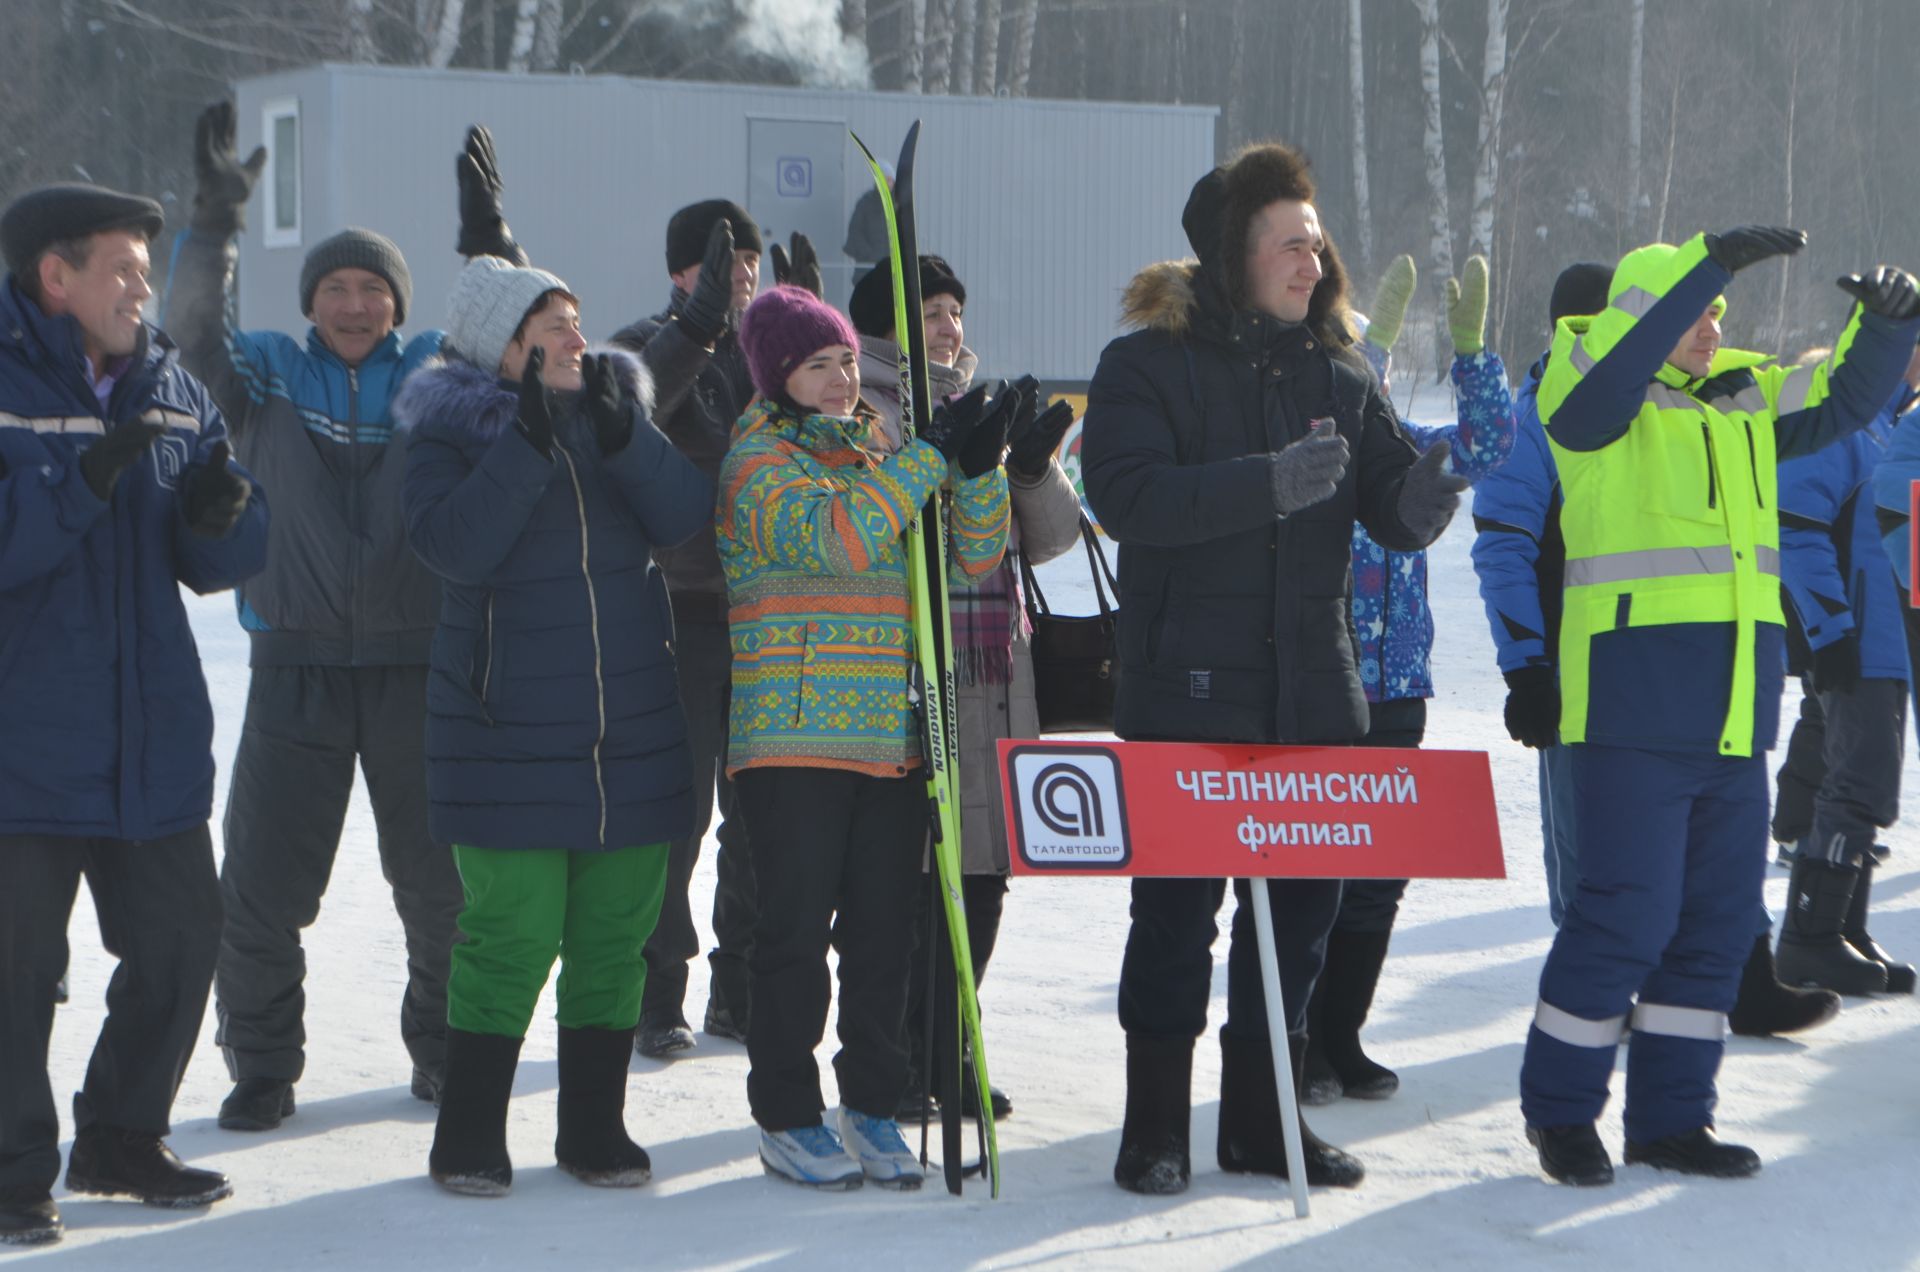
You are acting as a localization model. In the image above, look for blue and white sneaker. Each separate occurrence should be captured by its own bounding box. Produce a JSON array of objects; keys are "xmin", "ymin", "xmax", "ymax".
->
[
  {"xmin": 836, "ymin": 1106, "xmax": 925, "ymax": 1191},
  {"xmin": 758, "ymin": 1124, "xmax": 864, "ymax": 1190}
]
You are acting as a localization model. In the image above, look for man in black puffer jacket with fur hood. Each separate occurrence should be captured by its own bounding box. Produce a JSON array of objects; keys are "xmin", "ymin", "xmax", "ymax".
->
[{"xmin": 1082, "ymin": 141, "xmax": 1468, "ymax": 1196}]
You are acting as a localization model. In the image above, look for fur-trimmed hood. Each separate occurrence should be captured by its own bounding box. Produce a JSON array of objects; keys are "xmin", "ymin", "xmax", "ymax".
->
[
  {"xmin": 1120, "ymin": 257, "xmax": 1356, "ymax": 352},
  {"xmin": 392, "ymin": 344, "xmax": 654, "ymax": 444}
]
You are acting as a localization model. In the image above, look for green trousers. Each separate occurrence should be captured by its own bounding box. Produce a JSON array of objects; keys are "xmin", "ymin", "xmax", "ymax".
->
[{"xmin": 447, "ymin": 842, "xmax": 670, "ymax": 1038}]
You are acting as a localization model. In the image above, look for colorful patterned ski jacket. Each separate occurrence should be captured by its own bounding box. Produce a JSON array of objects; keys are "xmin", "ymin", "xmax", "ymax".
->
[{"xmin": 717, "ymin": 399, "xmax": 1009, "ymax": 777}]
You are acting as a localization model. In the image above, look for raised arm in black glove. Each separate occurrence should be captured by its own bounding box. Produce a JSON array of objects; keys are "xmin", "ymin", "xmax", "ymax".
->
[
  {"xmin": 182, "ymin": 441, "xmax": 253, "ymax": 538},
  {"xmin": 678, "ymin": 219, "xmax": 737, "ymax": 347},
  {"xmin": 581, "ymin": 353, "xmax": 634, "ymax": 457},
  {"xmin": 191, "ymin": 101, "xmax": 267, "ymax": 238},
  {"xmin": 1007, "ymin": 389, "xmax": 1076, "ymax": 479},
  {"xmin": 1837, "ymin": 266, "xmax": 1920, "ymax": 321},
  {"xmin": 917, "ymin": 383, "xmax": 989, "ymax": 465},
  {"xmin": 515, "ymin": 347, "xmax": 555, "ymax": 459},
  {"xmin": 80, "ymin": 422, "xmax": 165, "ymax": 502},
  {"xmin": 1502, "ymin": 665, "xmax": 1561, "ymax": 749},
  {"xmin": 1703, "ymin": 225, "xmax": 1806, "ymax": 275},
  {"xmin": 769, "ymin": 232, "xmax": 823, "ymax": 299},
  {"xmin": 456, "ymin": 125, "xmax": 527, "ymax": 265},
  {"xmin": 955, "ymin": 386, "xmax": 1019, "ymax": 480}
]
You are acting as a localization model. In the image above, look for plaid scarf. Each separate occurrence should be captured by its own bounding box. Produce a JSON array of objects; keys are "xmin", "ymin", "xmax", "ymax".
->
[{"xmin": 950, "ymin": 521, "xmax": 1026, "ymax": 686}]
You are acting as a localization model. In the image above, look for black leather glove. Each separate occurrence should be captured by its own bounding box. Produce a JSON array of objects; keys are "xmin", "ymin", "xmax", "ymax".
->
[
  {"xmin": 1502, "ymin": 665, "xmax": 1560, "ymax": 750},
  {"xmin": 455, "ymin": 125, "xmax": 527, "ymax": 265},
  {"xmin": 515, "ymin": 347, "xmax": 555, "ymax": 459},
  {"xmin": 1703, "ymin": 225, "xmax": 1806, "ymax": 275},
  {"xmin": 1007, "ymin": 395, "xmax": 1075, "ymax": 478},
  {"xmin": 918, "ymin": 383, "xmax": 989, "ymax": 464},
  {"xmin": 1837, "ymin": 266, "xmax": 1920, "ymax": 321},
  {"xmin": 770, "ymin": 232, "xmax": 823, "ymax": 298},
  {"xmin": 679, "ymin": 218, "xmax": 736, "ymax": 346},
  {"xmin": 1810, "ymin": 635, "xmax": 1862, "ymax": 695},
  {"xmin": 79, "ymin": 422, "xmax": 165, "ymax": 502},
  {"xmin": 581, "ymin": 353, "xmax": 633, "ymax": 457},
  {"xmin": 955, "ymin": 384, "xmax": 1020, "ymax": 480},
  {"xmin": 190, "ymin": 101, "xmax": 267, "ymax": 238},
  {"xmin": 182, "ymin": 441, "xmax": 253, "ymax": 538}
]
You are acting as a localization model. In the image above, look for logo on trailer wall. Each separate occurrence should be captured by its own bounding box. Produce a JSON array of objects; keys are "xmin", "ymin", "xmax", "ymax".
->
[
  {"xmin": 1007, "ymin": 744, "xmax": 1130, "ymax": 869},
  {"xmin": 776, "ymin": 157, "xmax": 813, "ymax": 198}
]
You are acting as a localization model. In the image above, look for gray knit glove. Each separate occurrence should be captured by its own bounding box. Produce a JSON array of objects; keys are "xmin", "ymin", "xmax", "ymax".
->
[
  {"xmin": 1397, "ymin": 441, "xmax": 1470, "ymax": 542},
  {"xmin": 1269, "ymin": 419, "xmax": 1349, "ymax": 516}
]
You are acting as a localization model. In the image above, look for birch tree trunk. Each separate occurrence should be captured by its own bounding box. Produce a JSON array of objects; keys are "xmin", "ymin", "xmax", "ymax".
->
[
  {"xmin": 952, "ymin": 0, "xmax": 977, "ymax": 96},
  {"xmin": 348, "ymin": 0, "xmax": 378, "ymax": 62},
  {"xmin": 427, "ymin": 0, "xmax": 465, "ymax": 68},
  {"xmin": 901, "ymin": 0, "xmax": 925, "ymax": 93},
  {"xmin": 1773, "ymin": 59, "xmax": 1798, "ymax": 349},
  {"xmin": 975, "ymin": 0, "xmax": 1000, "ymax": 95},
  {"xmin": 1006, "ymin": 0, "xmax": 1036, "ymax": 97},
  {"xmin": 1625, "ymin": 0, "xmax": 1645, "ymax": 235},
  {"xmin": 1416, "ymin": 0, "xmax": 1456, "ymax": 283},
  {"xmin": 843, "ymin": 0, "xmax": 867, "ymax": 47},
  {"xmin": 532, "ymin": 0, "xmax": 562, "ymax": 71},
  {"xmin": 507, "ymin": 0, "xmax": 537, "ymax": 72},
  {"xmin": 1223, "ymin": 0, "xmax": 1248, "ymax": 151},
  {"xmin": 1347, "ymin": 0, "xmax": 1372, "ymax": 273},
  {"xmin": 1466, "ymin": 0, "xmax": 1508, "ymax": 259},
  {"xmin": 925, "ymin": 0, "xmax": 952, "ymax": 94}
]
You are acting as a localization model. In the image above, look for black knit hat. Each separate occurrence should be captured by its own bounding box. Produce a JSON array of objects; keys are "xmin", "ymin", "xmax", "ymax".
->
[
  {"xmin": 847, "ymin": 255, "xmax": 966, "ymax": 340},
  {"xmin": 300, "ymin": 228, "xmax": 412, "ymax": 326},
  {"xmin": 1549, "ymin": 261, "xmax": 1613, "ymax": 333},
  {"xmin": 666, "ymin": 199, "xmax": 764, "ymax": 274},
  {"xmin": 1, "ymin": 183, "xmax": 164, "ymax": 277}
]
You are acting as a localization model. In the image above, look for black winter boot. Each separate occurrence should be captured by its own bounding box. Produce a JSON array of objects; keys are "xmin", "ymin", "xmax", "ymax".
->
[
  {"xmin": 1844, "ymin": 860, "xmax": 1916, "ymax": 994},
  {"xmin": 66, "ymin": 1127, "xmax": 232, "ymax": 1207},
  {"xmin": 1525, "ymin": 1123, "xmax": 1614, "ymax": 1186},
  {"xmin": 218, "ymin": 1077, "xmax": 295, "ymax": 1131},
  {"xmin": 555, "ymin": 1026, "xmax": 653, "ymax": 1187},
  {"xmin": 0, "ymin": 1194, "xmax": 60, "ymax": 1246},
  {"xmin": 1301, "ymin": 975, "xmax": 1344, "ymax": 1106},
  {"xmin": 1778, "ymin": 859, "xmax": 1888, "ymax": 995},
  {"xmin": 428, "ymin": 1028, "xmax": 523, "ymax": 1197},
  {"xmin": 1307, "ymin": 927, "xmax": 1399, "ymax": 1101},
  {"xmin": 1112, "ymin": 1034, "xmax": 1193, "ymax": 1195},
  {"xmin": 1728, "ymin": 933, "xmax": 1841, "ymax": 1036},
  {"xmin": 1623, "ymin": 1126, "xmax": 1761, "ymax": 1178},
  {"xmin": 1216, "ymin": 1031, "xmax": 1364, "ymax": 1188}
]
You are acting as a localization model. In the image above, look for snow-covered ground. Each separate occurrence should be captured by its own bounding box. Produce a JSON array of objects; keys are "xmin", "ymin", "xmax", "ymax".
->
[{"xmin": 28, "ymin": 402, "xmax": 1920, "ymax": 1268}]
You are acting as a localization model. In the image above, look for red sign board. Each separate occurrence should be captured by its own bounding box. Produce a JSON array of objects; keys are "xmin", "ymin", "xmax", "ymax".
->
[{"xmin": 998, "ymin": 739, "xmax": 1505, "ymax": 879}]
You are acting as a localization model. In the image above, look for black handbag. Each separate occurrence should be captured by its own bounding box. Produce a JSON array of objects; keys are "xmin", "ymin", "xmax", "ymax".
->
[{"xmin": 1018, "ymin": 515, "xmax": 1120, "ymax": 734}]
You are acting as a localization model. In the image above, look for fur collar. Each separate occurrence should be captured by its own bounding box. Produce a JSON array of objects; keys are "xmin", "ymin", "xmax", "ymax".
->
[
  {"xmin": 1121, "ymin": 258, "xmax": 1356, "ymax": 351},
  {"xmin": 393, "ymin": 345, "xmax": 653, "ymax": 443}
]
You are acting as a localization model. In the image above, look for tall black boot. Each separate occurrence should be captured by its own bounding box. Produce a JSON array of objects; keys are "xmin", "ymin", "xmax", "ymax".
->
[
  {"xmin": 1112, "ymin": 1034, "xmax": 1193, "ymax": 1195},
  {"xmin": 1310, "ymin": 927, "xmax": 1399, "ymax": 1101},
  {"xmin": 1844, "ymin": 859, "xmax": 1916, "ymax": 994},
  {"xmin": 428, "ymin": 1028, "xmax": 523, "ymax": 1197},
  {"xmin": 555, "ymin": 1026, "xmax": 653, "ymax": 1186},
  {"xmin": 1300, "ymin": 972, "xmax": 1344, "ymax": 1106},
  {"xmin": 1728, "ymin": 933, "xmax": 1841, "ymax": 1036},
  {"xmin": 1216, "ymin": 1031, "xmax": 1364, "ymax": 1188},
  {"xmin": 1777, "ymin": 858, "xmax": 1888, "ymax": 995}
]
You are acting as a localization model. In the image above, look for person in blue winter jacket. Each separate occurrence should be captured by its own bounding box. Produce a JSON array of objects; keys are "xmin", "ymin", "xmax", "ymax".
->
[
  {"xmin": 1471, "ymin": 262, "xmax": 1839, "ymax": 1041},
  {"xmin": 1868, "ymin": 366, "xmax": 1920, "ymax": 728},
  {"xmin": 1301, "ymin": 252, "xmax": 1517, "ymax": 1107},
  {"xmin": 0, "ymin": 183, "xmax": 269, "ymax": 1248},
  {"xmin": 1770, "ymin": 352, "xmax": 1920, "ymax": 996}
]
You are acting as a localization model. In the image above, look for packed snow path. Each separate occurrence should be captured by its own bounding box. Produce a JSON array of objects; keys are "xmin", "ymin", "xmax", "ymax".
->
[{"xmin": 31, "ymin": 483, "xmax": 1920, "ymax": 1269}]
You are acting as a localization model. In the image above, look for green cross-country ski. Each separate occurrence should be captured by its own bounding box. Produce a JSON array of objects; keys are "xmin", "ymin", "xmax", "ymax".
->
[{"xmin": 851, "ymin": 121, "xmax": 1001, "ymax": 1198}]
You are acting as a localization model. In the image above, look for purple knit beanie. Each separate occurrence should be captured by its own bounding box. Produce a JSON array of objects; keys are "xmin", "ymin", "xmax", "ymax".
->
[{"xmin": 739, "ymin": 285, "xmax": 860, "ymax": 400}]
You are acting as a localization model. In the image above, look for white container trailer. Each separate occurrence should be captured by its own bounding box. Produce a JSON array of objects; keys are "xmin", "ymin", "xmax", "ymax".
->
[{"xmin": 222, "ymin": 64, "xmax": 1216, "ymax": 385}]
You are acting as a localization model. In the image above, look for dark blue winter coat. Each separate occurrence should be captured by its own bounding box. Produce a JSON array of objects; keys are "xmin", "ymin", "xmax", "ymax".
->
[
  {"xmin": 1471, "ymin": 359, "xmax": 1564, "ymax": 674},
  {"xmin": 1871, "ymin": 386, "xmax": 1920, "ymax": 593},
  {"xmin": 1778, "ymin": 390, "xmax": 1909, "ymax": 682},
  {"xmin": 395, "ymin": 350, "xmax": 713, "ymax": 852},
  {"xmin": 0, "ymin": 277, "xmax": 269, "ymax": 840}
]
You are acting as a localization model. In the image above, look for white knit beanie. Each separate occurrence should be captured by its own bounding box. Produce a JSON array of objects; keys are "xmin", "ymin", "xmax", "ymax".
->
[{"xmin": 443, "ymin": 255, "xmax": 571, "ymax": 374}]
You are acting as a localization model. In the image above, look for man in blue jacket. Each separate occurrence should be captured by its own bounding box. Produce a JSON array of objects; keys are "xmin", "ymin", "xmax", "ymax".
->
[
  {"xmin": 166, "ymin": 107, "xmax": 515, "ymax": 1129},
  {"xmin": 1770, "ymin": 356, "xmax": 1920, "ymax": 995},
  {"xmin": 0, "ymin": 183, "xmax": 269, "ymax": 1247}
]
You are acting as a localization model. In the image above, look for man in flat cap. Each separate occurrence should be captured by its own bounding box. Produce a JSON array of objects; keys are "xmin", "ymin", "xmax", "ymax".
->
[
  {"xmin": 0, "ymin": 180, "xmax": 269, "ymax": 1247},
  {"xmin": 165, "ymin": 107, "xmax": 520, "ymax": 1131}
]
